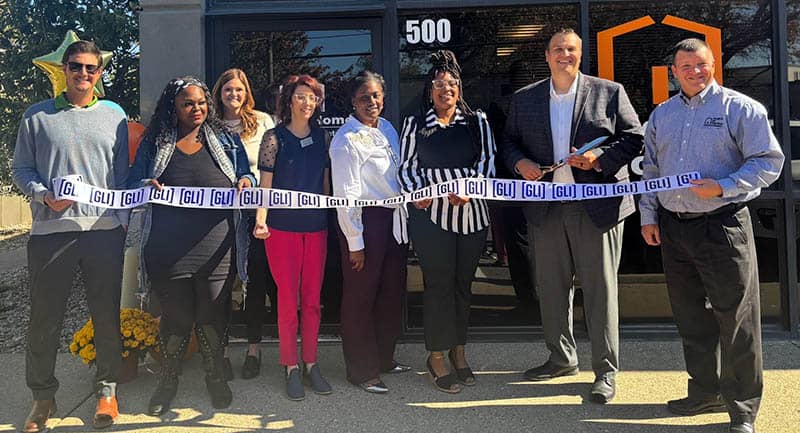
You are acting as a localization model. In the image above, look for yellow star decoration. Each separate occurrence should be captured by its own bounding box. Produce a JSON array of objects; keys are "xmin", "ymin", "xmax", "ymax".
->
[{"xmin": 32, "ymin": 30, "xmax": 113, "ymax": 97}]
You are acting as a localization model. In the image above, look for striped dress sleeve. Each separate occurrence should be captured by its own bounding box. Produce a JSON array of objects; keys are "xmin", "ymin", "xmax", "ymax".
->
[
  {"xmin": 474, "ymin": 110, "xmax": 496, "ymax": 179},
  {"xmin": 398, "ymin": 116, "xmax": 426, "ymax": 193}
]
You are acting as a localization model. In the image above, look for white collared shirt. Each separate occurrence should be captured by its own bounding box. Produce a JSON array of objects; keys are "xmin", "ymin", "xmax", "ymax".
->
[
  {"xmin": 549, "ymin": 74, "xmax": 579, "ymax": 184},
  {"xmin": 330, "ymin": 115, "xmax": 404, "ymax": 251}
]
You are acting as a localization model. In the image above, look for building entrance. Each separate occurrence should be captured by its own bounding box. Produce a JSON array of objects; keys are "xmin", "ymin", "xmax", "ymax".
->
[
  {"xmin": 212, "ymin": 16, "xmax": 382, "ymax": 336},
  {"xmin": 209, "ymin": 4, "xmax": 785, "ymax": 339}
]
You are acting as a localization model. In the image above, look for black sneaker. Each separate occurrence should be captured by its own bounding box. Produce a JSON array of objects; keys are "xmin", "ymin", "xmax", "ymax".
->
[
  {"xmin": 241, "ymin": 350, "xmax": 261, "ymax": 380},
  {"xmin": 304, "ymin": 364, "xmax": 333, "ymax": 395},
  {"xmin": 523, "ymin": 361, "xmax": 579, "ymax": 381},
  {"xmin": 286, "ymin": 367, "xmax": 305, "ymax": 401}
]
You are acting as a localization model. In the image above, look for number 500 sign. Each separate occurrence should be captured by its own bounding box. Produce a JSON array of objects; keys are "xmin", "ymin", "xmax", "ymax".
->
[{"xmin": 405, "ymin": 18, "xmax": 451, "ymax": 44}]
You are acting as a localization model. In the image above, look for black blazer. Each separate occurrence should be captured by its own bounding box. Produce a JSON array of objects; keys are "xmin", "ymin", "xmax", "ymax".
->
[{"xmin": 501, "ymin": 73, "xmax": 644, "ymax": 230}]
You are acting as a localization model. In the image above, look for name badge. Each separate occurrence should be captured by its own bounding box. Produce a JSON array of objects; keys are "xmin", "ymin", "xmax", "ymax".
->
[{"xmin": 300, "ymin": 137, "xmax": 314, "ymax": 148}]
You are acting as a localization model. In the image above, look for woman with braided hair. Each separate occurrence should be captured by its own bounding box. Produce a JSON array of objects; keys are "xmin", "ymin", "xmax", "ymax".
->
[
  {"xmin": 398, "ymin": 50, "xmax": 496, "ymax": 393},
  {"xmin": 128, "ymin": 76, "xmax": 256, "ymax": 415}
]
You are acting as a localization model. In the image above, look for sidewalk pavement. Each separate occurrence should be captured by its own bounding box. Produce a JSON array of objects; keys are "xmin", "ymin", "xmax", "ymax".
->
[{"xmin": 1, "ymin": 340, "xmax": 798, "ymax": 433}]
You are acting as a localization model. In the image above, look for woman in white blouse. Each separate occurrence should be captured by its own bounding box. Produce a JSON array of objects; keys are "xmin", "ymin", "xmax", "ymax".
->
[{"xmin": 330, "ymin": 70, "xmax": 411, "ymax": 394}]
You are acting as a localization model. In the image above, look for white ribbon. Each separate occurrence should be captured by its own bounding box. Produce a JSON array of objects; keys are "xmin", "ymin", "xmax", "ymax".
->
[{"xmin": 52, "ymin": 172, "xmax": 701, "ymax": 210}]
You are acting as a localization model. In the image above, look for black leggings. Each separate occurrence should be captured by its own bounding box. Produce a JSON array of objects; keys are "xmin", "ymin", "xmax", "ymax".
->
[
  {"xmin": 244, "ymin": 215, "xmax": 278, "ymax": 343},
  {"xmin": 153, "ymin": 273, "xmax": 235, "ymax": 340}
]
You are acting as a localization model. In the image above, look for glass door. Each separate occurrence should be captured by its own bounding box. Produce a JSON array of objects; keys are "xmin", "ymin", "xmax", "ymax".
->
[{"xmin": 213, "ymin": 17, "xmax": 382, "ymax": 336}]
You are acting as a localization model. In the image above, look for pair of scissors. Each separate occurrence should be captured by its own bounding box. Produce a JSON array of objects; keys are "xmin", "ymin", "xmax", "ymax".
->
[{"xmin": 539, "ymin": 136, "xmax": 609, "ymax": 175}]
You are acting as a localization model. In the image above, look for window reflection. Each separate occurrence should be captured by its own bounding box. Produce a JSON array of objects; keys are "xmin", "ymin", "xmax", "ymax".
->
[
  {"xmin": 399, "ymin": 6, "xmax": 578, "ymax": 121},
  {"xmin": 229, "ymin": 30, "xmax": 372, "ymax": 130},
  {"xmin": 589, "ymin": 1, "xmax": 774, "ymax": 121},
  {"xmin": 788, "ymin": 0, "xmax": 800, "ymax": 180}
]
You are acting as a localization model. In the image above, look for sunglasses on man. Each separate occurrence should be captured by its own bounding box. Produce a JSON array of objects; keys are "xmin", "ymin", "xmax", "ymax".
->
[{"xmin": 66, "ymin": 62, "xmax": 101, "ymax": 75}]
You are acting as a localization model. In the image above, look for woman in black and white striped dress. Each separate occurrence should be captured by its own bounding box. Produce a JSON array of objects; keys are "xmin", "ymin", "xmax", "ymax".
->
[{"xmin": 398, "ymin": 50, "xmax": 495, "ymax": 394}]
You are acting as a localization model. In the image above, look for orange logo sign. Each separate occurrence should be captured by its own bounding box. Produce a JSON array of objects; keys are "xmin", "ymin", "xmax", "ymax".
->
[{"xmin": 597, "ymin": 15, "xmax": 722, "ymax": 105}]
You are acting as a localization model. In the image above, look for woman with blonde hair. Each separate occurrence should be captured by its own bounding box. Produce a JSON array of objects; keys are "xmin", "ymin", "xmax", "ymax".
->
[{"xmin": 211, "ymin": 68, "xmax": 277, "ymax": 380}]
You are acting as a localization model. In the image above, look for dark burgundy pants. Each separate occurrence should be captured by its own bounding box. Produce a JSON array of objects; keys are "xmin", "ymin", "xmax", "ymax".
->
[{"xmin": 338, "ymin": 207, "xmax": 408, "ymax": 385}]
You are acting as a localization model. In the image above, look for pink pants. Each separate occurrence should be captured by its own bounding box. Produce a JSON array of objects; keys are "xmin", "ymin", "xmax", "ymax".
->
[{"xmin": 265, "ymin": 228, "xmax": 328, "ymax": 366}]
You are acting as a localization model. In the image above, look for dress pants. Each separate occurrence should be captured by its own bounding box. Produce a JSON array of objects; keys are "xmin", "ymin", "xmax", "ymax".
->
[
  {"xmin": 26, "ymin": 227, "xmax": 125, "ymax": 400},
  {"xmin": 528, "ymin": 202, "xmax": 622, "ymax": 375},
  {"xmin": 408, "ymin": 206, "xmax": 486, "ymax": 351},
  {"xmin": 503, "ymin": 206, "xmax": 535, "ymax": 303},
  {"xmin": 659, "ymin": 206, "xmax": 763, "ymax": 424},
  {"xmin": 338, "ymin": 207, "xmax": 408, "ymax": 384},
  {"xmin": 488, "ymin": 207, "xmax": 507, "ymax": 263},
  {"xmin": 265, "ymin": 228, "xmax": 327, "ymax": 366}
]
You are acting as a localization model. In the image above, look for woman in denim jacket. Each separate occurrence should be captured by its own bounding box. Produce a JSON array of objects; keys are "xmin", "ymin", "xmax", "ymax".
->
[{"xmin": 128, "ymin": 76, "xmax": 255, "ymax": 416}]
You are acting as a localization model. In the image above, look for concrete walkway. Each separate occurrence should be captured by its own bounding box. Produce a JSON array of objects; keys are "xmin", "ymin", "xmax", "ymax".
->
[
  {"xmin": 1, "ymin": 340, "xmax": 798, "ymax": 433},
  {"xmin": 0, "ymin": 246, "xmax": 26, "ymax": 274}
]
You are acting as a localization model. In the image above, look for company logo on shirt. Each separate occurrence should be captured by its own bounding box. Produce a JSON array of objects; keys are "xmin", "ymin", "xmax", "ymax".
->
[
  {"xmin": 703, "ymin": 117, "xmax": 724, "ymax": 128},
  {"xmin": 418, "ymin": 127, "xmax": 437, "ymax": 138}
]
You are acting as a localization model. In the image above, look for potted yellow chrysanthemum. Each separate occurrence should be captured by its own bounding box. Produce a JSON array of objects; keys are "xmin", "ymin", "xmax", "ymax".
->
[{"xmin": 70, "ymin": 308, "xmax": 160, "ymax": 382}]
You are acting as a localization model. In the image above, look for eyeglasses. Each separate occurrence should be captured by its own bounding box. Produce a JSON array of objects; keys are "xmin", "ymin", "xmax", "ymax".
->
[
  {"xmin": 293, "ymin": 94, "xmax": 322, "ymax": 104},
  {"xmin": 66, "ymin": 62, "xmax": 101, "ymax": 75},
  {"xmin": 432, "ymin": 79, "xmax": 460, "ymax": 90}
]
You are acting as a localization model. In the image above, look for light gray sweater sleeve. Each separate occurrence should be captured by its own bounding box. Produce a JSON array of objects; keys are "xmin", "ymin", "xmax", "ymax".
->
[
  {"xmin": 12, "ymin": 112, "xmax": 48, "ymax": 204},
  {"xmin": 114, "ymin": 117, "xmax": 131, "ymax": 226}
]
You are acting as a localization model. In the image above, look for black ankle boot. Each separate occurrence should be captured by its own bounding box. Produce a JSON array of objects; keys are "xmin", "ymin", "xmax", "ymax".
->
[
  {"xmin": 148, "ymin": 334, "xmax": 189, "ymax": 416},
  {"xmin": 195, "ymin": 325, "xmax": 233, "ymax": 409}
]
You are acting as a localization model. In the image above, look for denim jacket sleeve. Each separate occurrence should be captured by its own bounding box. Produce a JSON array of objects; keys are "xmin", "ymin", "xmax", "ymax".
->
[
  {"xmin": 231, "ymin": 134, "xmax": 257, "ymax": 186},
  {"xmin": 127, "ymin": 139, "xmax": 154, "ymax": 189}
]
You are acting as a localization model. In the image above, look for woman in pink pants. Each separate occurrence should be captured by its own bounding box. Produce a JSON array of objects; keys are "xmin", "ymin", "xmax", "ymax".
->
[{"xmin": 253, "ymin": 74, "xmax": 332, "ymax": 401}]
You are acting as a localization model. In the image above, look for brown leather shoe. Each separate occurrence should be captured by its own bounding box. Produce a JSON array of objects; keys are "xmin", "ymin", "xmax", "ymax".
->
[
  {"xmin": 92, "ymin": 395, "xmax": 119, "ymax": 429},
  {"xmin": 22, "ymin": 399, "xmax": 56, "ymax": 433}
]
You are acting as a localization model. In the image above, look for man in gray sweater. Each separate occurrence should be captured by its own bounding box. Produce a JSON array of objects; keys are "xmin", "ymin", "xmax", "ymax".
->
[{"xmin": 12, "ymin": 40, "xmax": 129, "ymax": 432}]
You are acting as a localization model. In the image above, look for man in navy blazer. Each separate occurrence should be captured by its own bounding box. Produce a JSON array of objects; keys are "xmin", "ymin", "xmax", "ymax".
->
[{"xmin": 501, "ymin": 28, "xmax": 643, "ymax": 403}]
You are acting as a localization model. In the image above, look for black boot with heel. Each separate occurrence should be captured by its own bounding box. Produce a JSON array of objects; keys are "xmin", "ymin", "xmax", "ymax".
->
[
  {"xmin": 148, "ymin": 334, "xmax": 190, "ymax": 416},
  {"xmin": 195, "ymin": 325, "xmax": 233, "ymax": 409}
]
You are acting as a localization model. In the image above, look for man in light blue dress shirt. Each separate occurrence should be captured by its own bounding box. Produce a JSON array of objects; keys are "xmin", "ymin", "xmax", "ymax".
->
[{"xmin": 640, "ymin": 38, "xmax": 784, "ymax": 433}]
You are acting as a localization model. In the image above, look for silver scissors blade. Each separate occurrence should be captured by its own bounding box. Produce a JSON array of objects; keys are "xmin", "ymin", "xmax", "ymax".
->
[{"xmin": 539, "ymin": 136, "xmax": 609, "ymax": 174}]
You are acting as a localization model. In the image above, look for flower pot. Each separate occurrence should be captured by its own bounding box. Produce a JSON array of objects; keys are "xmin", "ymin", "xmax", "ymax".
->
[{"xmin": 119, "ymin": 354, "xmax": 139, "ymax": 384}]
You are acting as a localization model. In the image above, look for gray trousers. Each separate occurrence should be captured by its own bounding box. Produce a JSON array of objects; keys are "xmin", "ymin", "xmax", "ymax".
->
[
  {"xmin": 659, "ymin": 206, "xmax": 762, "ymax": 424},
  {"xmin": 26, "ymin": 227, "xmax": 125, "ymax": 400},
  {"xmin": 527, "ymin": 202, "xmax": 622, "ymax": 376}
]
